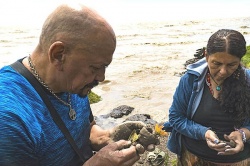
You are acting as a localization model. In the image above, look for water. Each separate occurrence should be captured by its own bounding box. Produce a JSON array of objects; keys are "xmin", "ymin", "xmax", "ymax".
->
[{"xmin": 0, "ymin": 16, "xmax": 250, "ymax": 68}]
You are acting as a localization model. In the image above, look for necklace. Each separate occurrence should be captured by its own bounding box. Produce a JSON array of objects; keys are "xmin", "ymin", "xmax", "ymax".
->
[
  {"xmin": 207, "ymin": 73, "xmax": 221, "ymax": 91},
  {"xmin": 28, "ymin": 56, "xmax": 76, "ymax": 120},
  {"xmin": 206, "ymin": 73, "xmax": 214, "ymax": 95}
]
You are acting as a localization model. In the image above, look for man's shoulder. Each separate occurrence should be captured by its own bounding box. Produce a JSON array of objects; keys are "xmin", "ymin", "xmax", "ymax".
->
[{"xmin": 0, "ymin": 66, "xmax": 40, "ymax": 117}]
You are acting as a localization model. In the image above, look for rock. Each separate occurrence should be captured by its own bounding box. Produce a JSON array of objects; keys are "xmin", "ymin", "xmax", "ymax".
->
[
  {"xmin": 95, "ymin": 106, "xmax": 158, "ymax": 129},
  {"xmin": 177, "ymin": 47, "xmax": 205, "ymax": 76},
  {"xmin": 110, "ymin": 105, "xmax": 134, "ymax": 118},
  {"xmin": 94, "ymin": 115, "xmax": 122, "ymax": 129},
  {"xmin": 125, "ymin": 114, "xmax": 158, "ymax": 125},
  {"xmin": 184, "ymin": 58, "xmax": 201, "ymax": 68}
]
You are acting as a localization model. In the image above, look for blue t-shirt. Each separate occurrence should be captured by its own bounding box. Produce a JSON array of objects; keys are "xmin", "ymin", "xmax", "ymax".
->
[{"xmin": 0, "ymin": 65, "xmax": 93, "ymax": 166}]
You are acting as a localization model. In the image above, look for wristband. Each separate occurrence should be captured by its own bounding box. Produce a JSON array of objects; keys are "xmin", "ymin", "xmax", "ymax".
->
[{"xmin": 235, "ymin": 128, "xmax": 247, "ymax": 143}]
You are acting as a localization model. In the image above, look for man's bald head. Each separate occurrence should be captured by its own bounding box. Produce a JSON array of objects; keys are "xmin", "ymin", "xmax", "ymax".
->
[{"xmin": 38, "ymin": 4, "xmax": 116, "ymax": 54}]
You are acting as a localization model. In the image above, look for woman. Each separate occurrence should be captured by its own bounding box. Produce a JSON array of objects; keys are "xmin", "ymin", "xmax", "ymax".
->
[{"xmin": 164, "ymin": 29, "xmax": 250, "ymax": 165}]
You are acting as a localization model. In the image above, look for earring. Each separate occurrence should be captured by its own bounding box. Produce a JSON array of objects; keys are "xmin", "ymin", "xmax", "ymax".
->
[{"xmin": 233, "ymin": 68, "xmax": 240, "ymax": 80}]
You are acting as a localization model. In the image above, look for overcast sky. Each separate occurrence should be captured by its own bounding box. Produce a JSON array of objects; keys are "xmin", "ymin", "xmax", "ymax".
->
[{"xmin": 0, "ymin": 0, "xmax": 249, "ymax": 27}]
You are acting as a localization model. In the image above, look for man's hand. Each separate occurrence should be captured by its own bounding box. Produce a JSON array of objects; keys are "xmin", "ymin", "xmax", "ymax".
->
[
  {"xmin": 83, "ymin": 140, "xmax": 140, "ymax": 166},
  {"xmin": 109, "ymin": 121, "xmax": 160, "ymax": 152}
]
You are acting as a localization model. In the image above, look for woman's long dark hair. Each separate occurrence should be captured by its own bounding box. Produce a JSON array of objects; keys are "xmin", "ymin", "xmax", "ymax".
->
[{"xmin": 206, "ymin": 29, "xmax": 250, "ymax": 127}]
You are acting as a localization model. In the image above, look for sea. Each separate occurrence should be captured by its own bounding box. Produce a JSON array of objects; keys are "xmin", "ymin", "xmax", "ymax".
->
[{"xmin": 1, "ymin": 18, "xmax": 250, "ymax": 67}]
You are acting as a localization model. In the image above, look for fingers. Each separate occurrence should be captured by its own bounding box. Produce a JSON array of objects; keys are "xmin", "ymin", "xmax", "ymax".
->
[
  {"xmin": 115, "ymin": 140, "xmax": 145, "ymax": 155},
  {"xmin": 108, "ymin": 140, "xmax": 139, "ymax": 157},
  {"xmin": 135, "ymin": 144, "xmax": 145, "ymax": 154},
  {"xmin": 206, "ymin": 139, "xmax": 227, "ymax": 152},
  {"xmin": 91, "ymin": 140, "xmax": 140, "ymax": 166},
  {"xmin": 120, "ymin": 147, "xmax": 140, "ymax": 166},
  {"xmin": 206, "ymin": 138, "xmax": 244, "ymax": 155},
  {"xmin": 205, "ymin": 130, "xmax": 245, "ymax": 156},
  {"xmin": 223, "ymin": 133, "xmax": 244, "ymax": 153},
  {"xmin": 217, "ymin": 142, "xmax": 243, "ymax": 156},
  {"xmin": 114, "ymin": 140, "xmax": 132, "ymax": 150},
  {"xmin": 205, "ymin": 130, "xmax": 219, "ymax": 143},
  {"xmin": 205, "ymin": 130, "xmax": 225, "ymax": 151},
  {"xmin": 113, "ymin": 141, "xmax": 140, "ymax": 165}
]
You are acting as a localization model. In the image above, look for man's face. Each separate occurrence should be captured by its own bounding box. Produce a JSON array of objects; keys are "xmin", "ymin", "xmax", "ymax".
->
[{"xmin": 61, "ymin": 45, "xmax": 114, "ymax": 97}]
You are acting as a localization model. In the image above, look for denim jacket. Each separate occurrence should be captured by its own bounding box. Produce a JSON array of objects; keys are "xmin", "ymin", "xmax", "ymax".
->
[{"xmin": 164, "ymin": 58, "xmax": 250, "ymax": 156}]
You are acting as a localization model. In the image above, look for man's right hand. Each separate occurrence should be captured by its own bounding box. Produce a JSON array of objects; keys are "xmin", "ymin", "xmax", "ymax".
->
[{"xmin": 83, "ymin": 140, "xmax": 140, "ymax": 166}]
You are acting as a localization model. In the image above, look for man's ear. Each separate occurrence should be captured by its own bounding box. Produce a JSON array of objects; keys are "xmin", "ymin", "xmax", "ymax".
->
[{"xmin": 48, "ymin": 41, "xmax": 66, "ymax": 71}]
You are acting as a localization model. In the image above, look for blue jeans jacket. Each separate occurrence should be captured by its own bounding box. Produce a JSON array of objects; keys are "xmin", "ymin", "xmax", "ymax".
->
[{"xmin": 164, "ymin": 58, "xmax": 250, "ymax": 156}]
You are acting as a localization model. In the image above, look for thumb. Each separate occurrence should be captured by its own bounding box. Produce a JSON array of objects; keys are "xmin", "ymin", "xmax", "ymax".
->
[
  {"xmin": 135, "ymin": 144, "xmax": 145, "ymax": 154},
  {"xmin": 224, "ymin": 134, "xmax": 230, "ymax": 141},
  {"xmin": 212, "ymin": 136, "xmax": 220, "ymax": 144},
  {"xmin": 206, "ymin": 130, "xmax": 219, "ymax": 144}
]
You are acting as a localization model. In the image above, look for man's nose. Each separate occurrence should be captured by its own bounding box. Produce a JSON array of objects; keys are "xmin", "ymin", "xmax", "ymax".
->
[{"xmin": 95, "ymin": 68, "xmax": 105, "ymax": 82}]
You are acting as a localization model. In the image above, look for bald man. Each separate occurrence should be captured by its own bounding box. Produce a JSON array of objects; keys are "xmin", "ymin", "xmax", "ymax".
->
[{"xmin": 0, "ymin": 4, "xmax": 158, "ymax": 166}]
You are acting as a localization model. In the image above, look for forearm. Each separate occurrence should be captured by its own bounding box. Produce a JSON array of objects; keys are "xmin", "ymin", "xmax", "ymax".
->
[
  {"xmin": 169, "ymin": 75, "xmax": 209, "ymax": 140},
  {"xmin": 169, "ymin": 104, "xmax": 209, "ymax": 140},
  {"xmin": 89, "ymin": 122, "xmax": 111, "ymax": 151},
  {"xmin": 170, "ymin": 114, "xmax": 209, "ymax": 140}
]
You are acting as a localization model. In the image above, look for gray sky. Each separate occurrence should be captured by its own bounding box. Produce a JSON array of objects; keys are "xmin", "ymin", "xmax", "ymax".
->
[{"xmin": 0, "ymin": 0, "xmax": 249, "ymax": 27}]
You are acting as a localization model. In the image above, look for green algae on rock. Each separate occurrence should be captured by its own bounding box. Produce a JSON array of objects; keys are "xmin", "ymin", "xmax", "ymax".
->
[{"xmin": 88, "ymin": 91, "xmax": 102, "ymax": 104}]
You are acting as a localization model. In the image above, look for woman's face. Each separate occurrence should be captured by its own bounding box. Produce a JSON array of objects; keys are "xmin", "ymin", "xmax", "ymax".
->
[{"xmin": 206, "ymin": 52, "xmax": 240, "ymax": 84}]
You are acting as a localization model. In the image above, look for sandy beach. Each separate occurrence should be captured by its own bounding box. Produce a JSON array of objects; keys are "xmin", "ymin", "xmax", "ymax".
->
[{"xmin": 1, "ymin": 17, "xmax": 250, "ymax": 127}]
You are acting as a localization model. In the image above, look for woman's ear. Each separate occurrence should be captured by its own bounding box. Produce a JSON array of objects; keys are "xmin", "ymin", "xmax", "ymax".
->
[
  {"xmin": 48, "ymin": 41, "xmax": 66, "ymax": 70},
  {"xmin": 205, "ymin": 52, "xmax": 209, "ymax": 62}
]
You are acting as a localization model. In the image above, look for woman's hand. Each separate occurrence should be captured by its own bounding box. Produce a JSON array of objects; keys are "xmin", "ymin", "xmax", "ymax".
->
[
  {"xmin": 217, "ymin": 131, "xmax": 244, "ymax": 155},
  {"xmin": 205, "ymin": 129, "xmax": 244, "ymax": 155},
  {"xmin": 205, "ymin": 130, "xmax": 228, "ymax": 153}
]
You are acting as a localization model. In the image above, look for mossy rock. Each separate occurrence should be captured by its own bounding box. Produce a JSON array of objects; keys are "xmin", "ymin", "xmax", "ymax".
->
[
  {"xmin": 88, "ymin": 91, "xmax": 102, "ymax": 104},
  {"xmin": 241, "ymin": 45, "xmax": 250, "ymax": 68}
]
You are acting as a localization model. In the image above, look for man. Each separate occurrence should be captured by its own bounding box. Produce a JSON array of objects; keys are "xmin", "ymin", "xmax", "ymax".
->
[{"xmin": 0, "ymin": 4, "xmax": 158, "ymax": 166}]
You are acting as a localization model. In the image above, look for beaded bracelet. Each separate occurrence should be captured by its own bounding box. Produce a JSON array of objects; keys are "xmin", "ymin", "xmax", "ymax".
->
[{"xmin": 235, "ymin": 128, "xmax": 247, "ymax": 143}]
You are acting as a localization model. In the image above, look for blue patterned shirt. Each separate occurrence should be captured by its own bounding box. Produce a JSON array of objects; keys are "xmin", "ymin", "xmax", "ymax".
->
[{"xmin": 0, "ymin": 65, "xmax": 93, "ymax": 166}]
